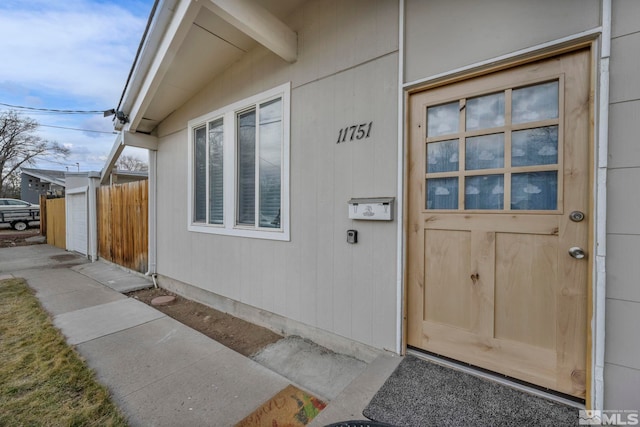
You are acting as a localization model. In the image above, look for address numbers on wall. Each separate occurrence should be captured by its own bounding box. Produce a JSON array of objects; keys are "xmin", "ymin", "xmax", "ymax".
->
[{"xmin": 336, "ymin": 122, "xmax": 372, "ymax": 144}]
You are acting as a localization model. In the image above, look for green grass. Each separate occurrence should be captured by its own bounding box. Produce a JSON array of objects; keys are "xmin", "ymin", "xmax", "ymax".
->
[{"xmin": 0, "ymin": 278, "xmax": 128, "ymax": 427}]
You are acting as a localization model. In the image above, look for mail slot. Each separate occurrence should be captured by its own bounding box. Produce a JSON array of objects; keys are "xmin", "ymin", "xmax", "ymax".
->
[{"xmin": 347, "ymin": 197, "xmax": 394, "ymax": 221}]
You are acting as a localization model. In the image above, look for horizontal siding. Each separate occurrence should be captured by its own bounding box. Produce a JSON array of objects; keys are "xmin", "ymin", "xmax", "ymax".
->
[
  {"xmin": 606, "ymin": 169, "xmax": 640, "ymax": 235},
  {"xmin": 603, "ymin": 363, "xmax": 640, "ymax": 411},
  {"xmin": 607, "ymin": 101, "xmax": 640, "ymax": 169},
  {"xmin": 605, "ymin": 299, "xmax": 640, "ymax": 371},
  {"xmin": 609, "ymin": 32, "xmax": 640, "ymax": 104},
  {"xmin": 606, "ymin": 235, "xmax": 640, "ymax": 303},
  {"xmin": 611, "ymin": 0, "xmax": 640, "ymax": 38},
  {"xmin": 604, "ymin": 0, "xmax": 640, "ymax": 411}
]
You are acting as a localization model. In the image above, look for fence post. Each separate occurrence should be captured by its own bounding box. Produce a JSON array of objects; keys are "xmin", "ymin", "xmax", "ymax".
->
[{"xmin": 39, "ymin": 194, "xmax": 47, "ymax": 236}]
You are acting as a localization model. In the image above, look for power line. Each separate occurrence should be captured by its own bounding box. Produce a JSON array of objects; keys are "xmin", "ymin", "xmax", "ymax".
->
[
  {"xmin": 0, "ymin": 102, "xmax": 106, "ymax": 114},
  {"xmin": 39, "ymin": 124, "xmax": 116, "ymax": 135}
]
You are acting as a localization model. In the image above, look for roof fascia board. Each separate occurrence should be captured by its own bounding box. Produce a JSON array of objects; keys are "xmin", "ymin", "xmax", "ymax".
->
[
  {"xmin": 203, "ymin": 0, "xmax": 297, "ymax": 63},
  {"xmin": 21, "ymin": 171, "xmax": 65, "ymax": 186},
  {"xmin": 101, "ymin": 132, "xmax": 126, "ymax": 185},
  {"xmin": 123, "ymin": 131, "xmax": 158, "ymax": 150},
  {"xmin": 124, "ymin": 0, "xmax": 201, "ymax": 132},
  {"xmin": 100, "ymin": 131, "xmax": 158, "ymax": 184}
]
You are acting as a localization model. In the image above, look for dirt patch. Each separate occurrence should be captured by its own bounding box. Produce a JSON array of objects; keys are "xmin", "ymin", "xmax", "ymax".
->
[
  {"xmin": 0, "ymin": 229, "xmax": 43, "ymax": 248},
  {"xmin": 128, "ymin": 287, "xmax": 283, "ymax": 357}
]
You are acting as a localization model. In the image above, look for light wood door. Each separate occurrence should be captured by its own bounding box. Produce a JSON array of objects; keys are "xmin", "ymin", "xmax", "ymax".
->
[{"xmin": 407, "ymin": 49, "xmax": 590, "ymax": 398}]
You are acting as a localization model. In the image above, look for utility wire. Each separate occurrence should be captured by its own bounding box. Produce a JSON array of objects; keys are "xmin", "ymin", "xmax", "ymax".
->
[
  {"xmin": 39, "ymin": 124, "xmax": 116, "ymax": 134},
  {"xmin": 1, "ymin": 107, "xmax": 116, "ymax": 134},
  {"xmin": 0, "ymin": 102, "xmax": 106, "ymax": 114}
]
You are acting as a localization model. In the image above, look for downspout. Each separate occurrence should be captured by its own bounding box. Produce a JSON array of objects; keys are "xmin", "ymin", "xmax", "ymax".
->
[
  {"xmin": 396, "ymin": 0, "xmax": 405, "ymax": 355},
  {"xmin": 593, "ymin": 0, "xmax": 611, "ymax": 411},
  {"xmin": 146, "ymin": 149, "xmax": 158, "ymax": 288}
]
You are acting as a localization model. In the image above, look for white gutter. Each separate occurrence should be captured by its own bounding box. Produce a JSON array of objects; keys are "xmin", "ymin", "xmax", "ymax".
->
[
  {"xmin": 396, "ymin": 0, "xmax": 405, "ymax": 355},
  {"xmin": 593, "ymin": 0, "xmax": 611, "ymax": 412}
]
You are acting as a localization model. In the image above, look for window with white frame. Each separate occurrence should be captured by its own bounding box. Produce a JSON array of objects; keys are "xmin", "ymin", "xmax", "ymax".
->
[{"xmin": 188, "ymin": 83, "xmax": 290, "ymax": 240}]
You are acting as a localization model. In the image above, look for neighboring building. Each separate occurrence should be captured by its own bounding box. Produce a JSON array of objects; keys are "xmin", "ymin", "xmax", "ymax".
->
[
  {"xmin": 64, "ymin": 172, "xmax": 101, "ymax": 260},
  {"xmin": 63, "ymin": 169, "xmax": 147, "ymax": 260},
  {"xmin": 20, "ymin": 168, "xmax": 66, "ymax": 203},
  {"xmin": 107, "ymin": 169, "xmax": 148, "ymax": 185},
  {"xmin": 104, "ymin": 0, "xmax": 639, "ymax": 412}
]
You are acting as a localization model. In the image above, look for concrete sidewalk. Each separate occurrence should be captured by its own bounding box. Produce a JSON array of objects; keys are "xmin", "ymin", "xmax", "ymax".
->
[{"xmin": 0, "ymin": 245, "xmax": 400, "ymax": 426}]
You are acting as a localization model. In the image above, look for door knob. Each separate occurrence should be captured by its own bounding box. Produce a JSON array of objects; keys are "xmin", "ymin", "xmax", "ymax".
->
[
  {"xmin": 569, "ymin": 211, "xmax": 585, "ymax": 222},
  {"xmin": 569, "ymin": 247, "xmax": 586, "ymax": 259}
]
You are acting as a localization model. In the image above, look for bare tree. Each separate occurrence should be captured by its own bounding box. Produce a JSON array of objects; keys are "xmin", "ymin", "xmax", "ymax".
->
[
  {"xmin": 116, "ymin": 154, "xmax": 148, "ymax": 172},
  {"xmin": 0, "ymin": 110, "xmax": 70, "ymax": 197},
  {"xmin": 1, "ymin": 170, "xmax": 20, "ymax": 199}
]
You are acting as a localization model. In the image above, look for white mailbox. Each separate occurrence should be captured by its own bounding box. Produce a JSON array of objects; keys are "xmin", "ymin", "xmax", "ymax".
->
[{"xmin": 348, "ymin": 197, "xmax": 394, "ymax": 221}]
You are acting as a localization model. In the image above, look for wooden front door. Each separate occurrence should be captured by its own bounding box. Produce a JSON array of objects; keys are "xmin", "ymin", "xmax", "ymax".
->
[{"xmin": 407, "ymin": 49, "xmax": 590, "ymax": 398}]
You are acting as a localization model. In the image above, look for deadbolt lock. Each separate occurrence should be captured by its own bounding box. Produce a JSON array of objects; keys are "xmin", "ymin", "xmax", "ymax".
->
[{"xmin": 569, "ymin": 211, "xmax": 585, "ymax": 222}]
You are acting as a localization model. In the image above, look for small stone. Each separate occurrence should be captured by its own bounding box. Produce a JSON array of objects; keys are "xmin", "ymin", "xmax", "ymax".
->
[{"xmin": 151, "ymin": 295, "xmax": 176, "ymax": 306}]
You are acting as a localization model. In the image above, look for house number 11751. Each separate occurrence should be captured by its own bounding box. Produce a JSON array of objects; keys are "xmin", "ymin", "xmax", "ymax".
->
[{"xmin": 336, "ymin": 122, "xmax": 372, "ymax": 143}]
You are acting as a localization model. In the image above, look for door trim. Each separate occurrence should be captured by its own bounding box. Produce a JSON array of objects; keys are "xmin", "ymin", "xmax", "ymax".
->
[{"xmin": 401, "ymin": 41, "xmax": 597, "ymax": 405}]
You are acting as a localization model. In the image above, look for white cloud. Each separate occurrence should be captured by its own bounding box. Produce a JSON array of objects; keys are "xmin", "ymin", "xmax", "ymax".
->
[
  {"xmin": 0, "ymin": 0, "xmax": 148, "ymax": 106},
  {"xmin": 0, "ymin": 0, "xmax": 152, "ymax": 172}
]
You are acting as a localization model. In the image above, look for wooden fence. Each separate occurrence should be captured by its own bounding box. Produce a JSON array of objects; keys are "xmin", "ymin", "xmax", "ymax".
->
[
  {"xmin": 40, "ymin": 196, "xmax": 66, "ymax": 249},
  {"xmin": 97, "ymin": 180, "xmax": 148, "ymax": 273}
]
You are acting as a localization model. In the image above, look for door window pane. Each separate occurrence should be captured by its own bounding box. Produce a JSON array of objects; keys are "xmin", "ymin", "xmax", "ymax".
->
[
  {"xmin": 466, "ymin": 92, "xmax": 505, "ymax": 131},
  {"xmin": 427, "ymin": 139, "xmax": 459, "ymax": 173},
  {"xmin": 208, "ymin": 118, "xmax": 224, "ymax": 224},
  {"xmin": 465, "ymin": 175, "xmax": 504, "ymax": 210},
  {"xmin": 427, "ymin": 177, "xmax": 458, "ymax": 209},
  {"xmin": 193, "ymin": 126, "xmax": 206, "ymax": 223},
  {"xmin": 512, "ymin": 126, "xmax": 558, "ymax": 167},
  {"xmin": 427, "ymin": 102, "xmax": 459, "ymax": 137},
  {"xmin": 258, "ymin": 99, "xmax": 282, "ymax": 228},
  {"xmin": 512, "ymin": 81, "xmax": 559, "ymax": 124},
  {"xmin": 237, "ymin": 109, "xmax": 256, "ymax": 225},
  {"xmin": 466, "ymin": 133, "xmax": 504, "ymax": 170},
  {"xmin": 511, "ymin": 171, "xmax": 558, "ymax": 210}
]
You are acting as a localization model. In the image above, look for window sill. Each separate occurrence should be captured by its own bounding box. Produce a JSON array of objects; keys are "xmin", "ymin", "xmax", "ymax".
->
[{"xmin": 188, "ymin": 223, "xmax": 290, "ymax": 241}]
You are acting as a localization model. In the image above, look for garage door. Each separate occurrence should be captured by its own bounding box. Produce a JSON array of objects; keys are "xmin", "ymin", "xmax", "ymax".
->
[{"xmin": 67, "ymin": 193, "xmax": 87, "ymax": 255}]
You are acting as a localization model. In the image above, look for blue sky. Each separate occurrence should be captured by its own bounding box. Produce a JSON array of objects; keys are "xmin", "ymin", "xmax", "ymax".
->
[{"xmin": 0, "ymin": 0, "xmax": 155, "ymax": 172}]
